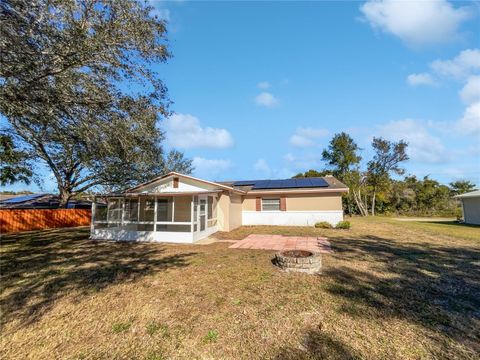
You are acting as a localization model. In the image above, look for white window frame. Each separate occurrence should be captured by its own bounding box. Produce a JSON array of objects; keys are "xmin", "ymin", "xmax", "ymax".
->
[{"xmin": 261, "ymin": 197, "xmax": 281, "ymax": 212}]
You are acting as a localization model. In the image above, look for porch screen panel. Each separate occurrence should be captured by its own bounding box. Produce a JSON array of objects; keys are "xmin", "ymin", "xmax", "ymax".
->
[
  {"xmin": 157, "ymin": 197, "xmax": 173, "ymax": 221},
  {"xmin": 107, "ymin": 198, "xmax": 123, "ymax": 222},
  {"xmin": 173, "ymin": 196, "xmax": 191, "ymax": 222},
  {"xmin": 139, "ymin": 197, "xmax": 155, "ymax": 221},
  {"xmin": 124, "ymin": 198, "xmax": 138, "ymax": 221},
  {"xmin": 207, "ymin": 196, "xmax": 217, "ymax": 227},
  {"xmin": 158, "ymin": 225, "xmax": 191, "ymax": 232},
  {"xmin": 193, "ymin": 196, "xmax": 198, "ymax": 231},
  {"xmin": 94, "ymin": 199, "xmax": 107, "ymax": 222},
  {"xmin": 92, "ymin": 198, "xmax": 108, "ymax": 229}
]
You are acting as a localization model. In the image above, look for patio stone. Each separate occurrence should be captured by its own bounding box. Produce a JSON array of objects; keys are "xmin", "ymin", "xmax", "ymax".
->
[{"xmin": 229, "ymin": 234, "xmax": 332, "ymax": 253}]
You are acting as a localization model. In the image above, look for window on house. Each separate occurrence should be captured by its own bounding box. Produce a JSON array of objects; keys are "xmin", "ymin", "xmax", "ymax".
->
[{"xmin": 262, "ymin": 198, "xmax": 280, "ymax": 211}]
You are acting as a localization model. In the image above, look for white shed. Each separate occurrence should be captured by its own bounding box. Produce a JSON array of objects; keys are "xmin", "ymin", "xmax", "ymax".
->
[{"xmin": 455, "ymin": 190, "xmax": 480, "ymax": 225}]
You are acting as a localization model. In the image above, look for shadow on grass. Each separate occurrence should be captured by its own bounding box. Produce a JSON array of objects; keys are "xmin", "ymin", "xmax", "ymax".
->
[
  {"xmin": 322, "ymin": 234, "xmax": 480, "ymax": 355},
  {"xmin": 0, "ymin": 227, "xmax": 196, "ymax": 329},
  {"xmin": 273, "ymin": 328, "xmax": 360, "ymax": 360},
  {"xmin": 273, "ymin": 232, "xmax": 480, "ymax": 358}
]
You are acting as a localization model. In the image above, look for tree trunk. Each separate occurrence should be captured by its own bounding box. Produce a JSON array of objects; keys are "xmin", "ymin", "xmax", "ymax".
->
[
  {"xmin": 58, "ymin": 188, "xmax": 72, "ymax": 208},
  {"xmin": 352, "ymin": 189, "xmax": 368, "ymax": 216},
  {"xmin": 371, "ymin": 189, "xmax": 376, "ymax": 216}
]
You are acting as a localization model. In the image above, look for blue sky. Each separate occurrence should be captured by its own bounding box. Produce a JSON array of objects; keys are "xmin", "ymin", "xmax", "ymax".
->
[{"xmin": 4, "ymin": 0, "xmax": 480, "ymax": 192}]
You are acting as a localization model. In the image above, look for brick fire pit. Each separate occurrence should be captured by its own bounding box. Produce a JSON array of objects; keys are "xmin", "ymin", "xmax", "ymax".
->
[{"xmin": 274, "ymin": 250, "xmax": 322, "ymax": 274}]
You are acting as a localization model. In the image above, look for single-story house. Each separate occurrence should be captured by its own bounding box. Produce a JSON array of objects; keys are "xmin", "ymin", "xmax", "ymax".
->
[
  {"xmin": 90, "ymin": 172, "xmax": 348, "ymax": 243},
  {"xmin": 454, "ymin": 190, "xmax": 480, "ymax": 225}
]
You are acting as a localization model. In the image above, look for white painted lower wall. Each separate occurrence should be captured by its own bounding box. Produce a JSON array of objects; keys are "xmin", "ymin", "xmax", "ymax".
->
[
  {"xmin": 242, "ymin": 210, "xmax": 344, "ymax": 226},
  {"xmin": 91, "ymin": 227, "xmax": 217, "ymax": 243},
  {"xmin": 193, "ymin": 225, "xmax": 218, "ymax": 242}
]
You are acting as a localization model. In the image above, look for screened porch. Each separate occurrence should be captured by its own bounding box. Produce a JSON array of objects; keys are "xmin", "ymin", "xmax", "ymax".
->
[{"xmin": 91, "ymin": 193, "xmax": 219, "ymax": 243}]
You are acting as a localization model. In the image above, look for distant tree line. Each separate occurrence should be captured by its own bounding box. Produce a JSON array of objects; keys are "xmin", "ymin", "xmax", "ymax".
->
[{"xmin": 294, "ymin": 133, "xmax": 477, "ymax": 217}]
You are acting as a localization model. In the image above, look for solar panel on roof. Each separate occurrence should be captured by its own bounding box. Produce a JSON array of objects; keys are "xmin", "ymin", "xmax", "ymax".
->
[
  {"xmin": 1, "ymin": 194, "xmax": 46, "ymax": 204},
  {"xmin": 232, "ymin": 177, "xmax": 329, "ymax": 190},
  {"xmin": 232, "ymin": 180, "xmax": 257, "ymax": 186},
  {"xmin": 310, "ymin": 178, "xmax": 328, "ymax": 187},
  {"xmin": 249, "ymin": 177, "xmax": 329, "ymax": 190}
]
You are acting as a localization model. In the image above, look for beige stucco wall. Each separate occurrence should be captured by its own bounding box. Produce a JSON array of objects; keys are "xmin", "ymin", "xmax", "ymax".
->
[
  {"xmin": 242, "ymin": 193, "xmax": 343, "ymax": 211},
  {"xmin": 286, "ymin": 193, "xmax": 343, "ymax": 211},
  {"xmin": 462, "ymin": 197, "xmax": 480, "ymax": 225},
  {"xmin": 217, "ymin": 193, "xmax": 230, "ymax": 231},
  {"xmin": 243, "ymin": 196, "xmax": 257, "ymax": 211},
  {"xmin": 229, "ymin": 195, "xmax": 243, "ymax": 230},
  {"xmin": 217, "ymin": 193, "xmax": 243, "ymax": 231}
]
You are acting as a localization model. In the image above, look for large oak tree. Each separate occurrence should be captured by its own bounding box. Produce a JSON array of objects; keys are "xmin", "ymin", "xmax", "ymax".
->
[{"xmin": 0, "ymin": 0, "xmax": 192, "ymax": 206}]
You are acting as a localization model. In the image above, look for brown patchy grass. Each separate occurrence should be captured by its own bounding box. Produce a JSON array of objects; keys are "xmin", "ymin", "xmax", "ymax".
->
[{"xmin": 1, "ymin": 218, "xmax": 479, "ymax": 359}]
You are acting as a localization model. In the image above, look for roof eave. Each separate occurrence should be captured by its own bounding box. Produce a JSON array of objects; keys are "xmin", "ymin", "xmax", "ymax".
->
[{"xmin": 124, "ymin": 172, "xmax": 246, "ymax": 195}]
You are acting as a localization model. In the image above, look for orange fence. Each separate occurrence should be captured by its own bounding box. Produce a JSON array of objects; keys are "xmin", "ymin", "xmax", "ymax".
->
[{"xmin": 0, "ymin": 209, "xmax": 91, "ymax": 234}]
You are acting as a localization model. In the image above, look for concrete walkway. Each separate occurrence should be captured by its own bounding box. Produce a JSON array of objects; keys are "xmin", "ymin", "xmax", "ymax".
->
[{"xmin": 229, "ymin": 234, "xmax": 332, "ymax": 254}]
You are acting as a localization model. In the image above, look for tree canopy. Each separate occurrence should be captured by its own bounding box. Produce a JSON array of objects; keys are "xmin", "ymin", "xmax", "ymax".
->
[
  {"xmin": 367, "ymin": 137, "xmax": 409, "ymax": 215},
  {"xmin": 449, "ymin": 180, "xmax": 476, "ymax": 196},
  {"xmin": 293, "ymin": 169, "xmax": 332, "ymax": 178},
  {"xmin": 294, "ymin": 132, "xmax": 474, "ymax": 217},
  {"xmin": 321, "ymin": 132, "xmax": 361, "ymax": 179},
  {"xmin": 0, "ymin": 0, "xmax": 192, "ymax": 205},
  {"xmin": 0, "ymin": 133, "xmax": 33, "ymax": 186}
]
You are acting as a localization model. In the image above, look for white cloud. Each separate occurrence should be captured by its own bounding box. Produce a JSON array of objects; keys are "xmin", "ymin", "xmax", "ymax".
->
[
  {"xmin": 360, "ymin": 0, "xmax": 472, "ymax": 46},
  {"xmin": 457, "ymin": 102, "xmax": 480, "ymax": 136},
  {"xmin": 460, "ymin": 76, "xmax": 480, "ymax": 104},
  {"xmin": 430, "ymin": 49, "xmax": 480, "ymax": 80},
  {"xmin": 283, "ymin": 153, "xmax": 296, "ymax": 162},
  {"xmin": 406, "ymin": 50, "xmax": 480, "ymax": 138},
  {"xmin": 408, "ymin": 49, "xmax": 480, "ymax": 87},
  {"xmin": 407, "ymin": 73, "xmax": 436, "ymax": 86},
  {"xmin": 192, "ymin": 157, "xmax": 232, "ymax": 179},
  {"xmin": 289, "ymin": 127, "xmax": 329, "ymax": 147},
  {"xmin": 253, "ymin": 158, "xmax": 294, "ymax": 179},
  {"xmin": 254, "ymin": 158, "xmax": 271, "ymax": 175},
  {"xmin": 283, "ymin": 152, "xmax": 321, "ymax": 171},
  {"xmin": 378, "ymin": 119, "xmax": 448, "ymax": 163},
  {"xmin": 255, "ymin": 92, "xmax": 279, "ymax": 107},
  {"xmin": 257, "ymin": 81, "xmax": 270, "ymax": 89},
  {"xmin": 164, "ymin": 113, "xmax": 234, "ymax": 149}
]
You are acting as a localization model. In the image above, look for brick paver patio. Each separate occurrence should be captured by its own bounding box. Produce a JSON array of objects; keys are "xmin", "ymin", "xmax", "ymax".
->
[{"xmin": 229, "ymin": 234, "xmax": 332, "ymax": 253}]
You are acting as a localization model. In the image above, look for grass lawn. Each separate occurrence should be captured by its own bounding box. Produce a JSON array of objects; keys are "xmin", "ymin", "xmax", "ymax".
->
[{"xmin": 1, "ymin": 218, "xmax": 479, "ymax": 359}]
